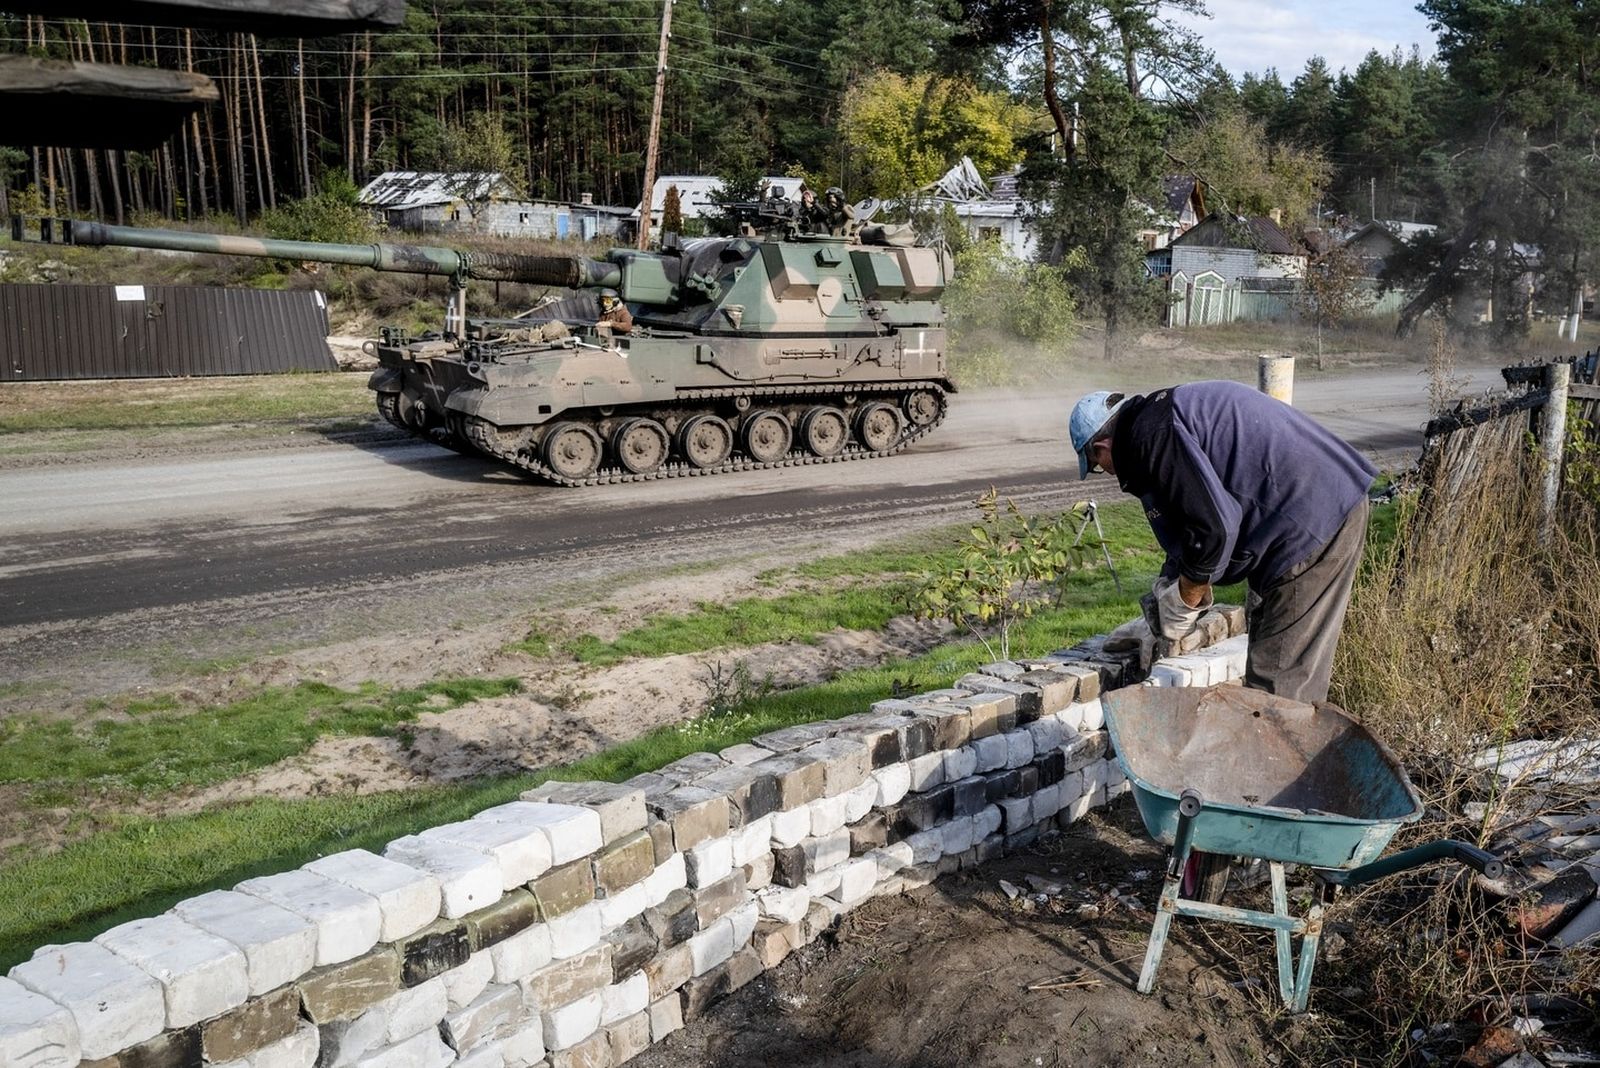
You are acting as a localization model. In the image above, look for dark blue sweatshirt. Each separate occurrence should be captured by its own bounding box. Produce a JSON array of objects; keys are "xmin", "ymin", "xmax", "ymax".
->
[{"xmin": 1111, "ymin": 380, "xmax": 1377, "ymax": 587}]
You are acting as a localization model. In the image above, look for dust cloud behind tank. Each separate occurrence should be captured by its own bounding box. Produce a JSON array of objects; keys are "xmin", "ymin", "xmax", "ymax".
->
[{"xmin": 13, "ymin": 215, "xmax": 956, "ymax": 486}]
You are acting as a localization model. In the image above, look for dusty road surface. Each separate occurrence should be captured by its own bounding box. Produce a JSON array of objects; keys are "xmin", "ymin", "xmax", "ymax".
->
[{"xmin": 0, "ymin": 366, "xmax": 1498, "ymax": 708}]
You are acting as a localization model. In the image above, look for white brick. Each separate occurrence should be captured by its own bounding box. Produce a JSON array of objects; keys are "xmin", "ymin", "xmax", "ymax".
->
[
  {"xmin": 870, "ymin": 764, "xmax": 910, "ymax": 808},
  {"xmin": 236, "ymin": 869, "xmax": 381, "ymax": 966},
  {"xmin": 943, "ymin": 746, "xmax": 978, "ymax": 782},
  {"xmin": 499, "ymin": 1017, "xmax": 545, "ymax": 1068},
  {"xmin": 454, "ymin": 1040, "xmax": 504, "ymax": 1068},
  {"xmin": 843, "ymin": 780, "xmax": 878, "ymax": 825},
  {"xmin": 1146, "ymin": 661, "xmax": 1189, "ymax": 687},
  {"xmin": 1033, "ymin": 784, "xmax": 1063, "ymax": 821},
  {"xmin": 730, "ymin": 817, "xmax": 773, "ymax": 867},
  {"xmin": 320, "ymin": 1006, "xmax": 389, "ymax": 1068},
  {"xmin": 999, "ymin": 796, "xmax": 1033, "ymax": 833},
  {"xmin": 597, "ymin": 883, "xmax": 648, "ymax": 930},
  {"xmin": 1059, "ymin": 700, "xmax": 1102, "ymax": 733},
  {"xmin": 866, "ymin": 842, "xmax": 913, "ymax": 880},
  {"xmin": 807, "ymin": 794, "xmax": 849, "ymax": 837},
  {"xmin": 384, "ymin": 836, "xmax": 502, "ymax": 919},
  {"xmin": 440, "ymin": 952, "xmax": 494, "ymax": 1010},
  {"xmin": 599, "ymin": 972, "xmax": 648, "ymax": 1026},
  {"xmin": 489, "ymin": 924, "xmax": 552, "ymax": 983},
  {"xmin": 805, "ymin": 868, "xmax": 843, "ymax": 899},
  {"xmin": 973, "ymin": 804, "xmax": 1002, "ymax": 841},
  {"xmin": 727, "ymin": 901, "xmax": 760, "ymax": 948},
  {"xmin": 767, "ymin": 807, "xmax": 810, "ymax": 848},
  {"xmin": 684, "ymin": 836, "xmax": 733, "ymax": 888},
  {"xmin": 474, "ymin": 802, "xmax": 603, "ymax": 867},
  {"xmin": 0, "ymin": 975, "xmax": 79, "ymax": 1068},
  {"xmin": 382, "ymin": 978, "xmax": 448, "ymax": 1043},
  {"xmin": 355, "ymin": 1029, "xmax": 452, "ymax": 1068},
  {"xmin": 830, "ymin": 859, "xmax": 877, "ymax": 906},
  {"xmin": 305, "ymin": 850, "xmax": 442, "ymax": 941},
  {"xmin": 542, "ymin": 993, "xmax": 602, "ymax": 1051},
  {"xmin": 253, "ymin": 1022, "xmax": 320, "ymax": 1068},
  {"xmin": 801, "ymin": 830, "xmax": 850, "ymax": 873},
  {"xmin": 905, "ymin": 829, "xmax": 942, "ymax": 865},
  {"xmin": 744, "ymin": 852, "xmax": 775, "ymax": 891},
  {"xmin": 687, "ymin": 918, "xmax": 735, "ymax": 976},
  {"xmin": 441, "ymin": 984, "xmax": 520, "ymax": 1053},
  {"xmin": 419, "ymin": 820, "xmax": 552, "ymax": 890},
  {"xmin": 972, "ymin": 734, "xmax": 1008, "ymax": 773},
  {"xmin": 1109, "ymin": 777, "xmax": 1132, "ymax": 800},
  {"xmin": 95, "ymin": 915, "xmax": 248, "ymax": 1028},
  {"xmin": 1004, "ymin": 730, "xmax": 1035, "ymax": 769},
  {"xmin": 640, "ymin": 852, "xmax": 686, "ymax": 907},
  {"xmin": 10, "ymin": 943, "xmax": 164, "ymax": 1060},
  {"xmin": 1026, "ymin": 717, "xmax": 1064, "ymax": 753},
  {"xmin": 1063, "ymin": 786, "xmax": 1094, "ymax": 823},
  {"xmin": 647, "ymin": 995, "xmax": 683, "ymax": 1042},
  {"xmin": 1079, "ymin": 698, "xmax": 1104, "ymax": 731},
  {"xmin": 940, "ymin": 816, "xmax": 975, "ymax": 856},
  {"xmin": 545, "ymin": 902, "xmax": 603, "ymax": 960},
  {"xmin": 906, "ymin": 751, "xmax": 945, "ymax": 792},
  {"xmin": 755, "ymin": 886, "xmax": 810, "ymax": 925},
  {"xmin": 170, "ymin": 889, "xmax": 317, "ymax": 997},
  {"xmin": 1082, "ymin": 760, "xmax": 1108, "ymax": 796}
]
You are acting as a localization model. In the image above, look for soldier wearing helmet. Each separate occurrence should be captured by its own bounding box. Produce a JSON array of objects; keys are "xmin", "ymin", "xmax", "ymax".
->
[
  {"xmin": 596, "ymin": 288, "xmax": 633, "ymax": 336},
  {"xmin": 820, "ymin": 186, "xmax": 855, "ymax": 237}
]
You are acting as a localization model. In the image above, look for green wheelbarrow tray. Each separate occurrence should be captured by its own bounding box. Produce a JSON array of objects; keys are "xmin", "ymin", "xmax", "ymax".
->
[
  {"xmin": 1102, "ymin": 685, "xmax": 1501, "ymax": 1012},
  {"xmin": 1103, "ymin": 685, "xmax": 1424, "ymax": 868}
]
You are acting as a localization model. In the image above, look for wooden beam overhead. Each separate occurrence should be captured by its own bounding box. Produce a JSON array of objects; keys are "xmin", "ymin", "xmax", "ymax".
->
[
  {"xmin": 0, "ymin": 56, "xmax": 221, "ymax": 149},
  {"xmin": 0, "ymin": 0, "xmax": 405, "ymax": 35}
]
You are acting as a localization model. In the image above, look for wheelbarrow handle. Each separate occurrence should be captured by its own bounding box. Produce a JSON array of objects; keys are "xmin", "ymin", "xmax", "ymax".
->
[{"xmin": 1317, "ymin": 839, "xmax": 1504, "ymax": 888}]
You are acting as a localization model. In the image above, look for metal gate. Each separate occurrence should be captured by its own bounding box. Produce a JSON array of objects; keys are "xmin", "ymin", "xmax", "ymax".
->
[{"xmin": 0, "ymin": 282, "xmax": 336, "ymax": 381}]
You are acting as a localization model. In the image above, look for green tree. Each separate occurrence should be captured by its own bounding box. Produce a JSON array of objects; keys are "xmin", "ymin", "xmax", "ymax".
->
[
  {"xmin": 1168, "ymin": 109, "xmax": 1330, "ymax": 226},
  {"xmin": 1282, "ymin": 56, "xmax": 1340, "ymax": 150},
  {"xmin": 839, "ymin": 71, "xmax": 1027, "ymax": 197}
]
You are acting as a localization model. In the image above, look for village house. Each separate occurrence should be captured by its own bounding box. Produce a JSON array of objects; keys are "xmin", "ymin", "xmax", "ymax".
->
[
  {"xmin": 1147, "ymin": 212, "xmax": 1307, "ymax": 326},
  {"xmin": 1137, "ymin": 175, "xmax": 1208, "ymax": 252},
  {"xmin": 357, "ymin": 171, "xmax": 633, "ymax": 242}
]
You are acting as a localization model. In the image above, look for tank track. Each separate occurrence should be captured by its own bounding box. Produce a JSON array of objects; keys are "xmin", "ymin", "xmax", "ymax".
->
[{"xmin": 457, "ymin": 381, "xmax": 949, "ymax": 487}]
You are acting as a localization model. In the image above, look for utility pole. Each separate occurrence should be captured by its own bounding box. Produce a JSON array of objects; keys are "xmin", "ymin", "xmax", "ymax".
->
[
  {"xmin": 1369, "ymin": 176, "xmax": 1376, "ymax": 222},
  {"xmin": 636, "ymin": 0, "xmax": 674, "ymax": 251}
]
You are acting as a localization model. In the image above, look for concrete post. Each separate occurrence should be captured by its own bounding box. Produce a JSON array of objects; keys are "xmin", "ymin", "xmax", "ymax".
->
[
  {"xmin": 1257, "ymin": 354, "xmax": 1295, "ymax": 405},
  {"xmin": 1540, "ymin": 360, "xmax": 1571, "ymax": 544}
]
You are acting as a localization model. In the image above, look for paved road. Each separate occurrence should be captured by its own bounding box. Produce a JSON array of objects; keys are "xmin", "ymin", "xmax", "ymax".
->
[{"xmin": 0, "ymin": 366, "xmax": 1498, "ymax": 685}]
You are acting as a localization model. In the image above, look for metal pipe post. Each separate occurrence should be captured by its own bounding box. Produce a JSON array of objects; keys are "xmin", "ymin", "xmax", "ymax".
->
[
  {"xmin": 1257, "ymin": 354, "xmax": 1295, "ymax": 405},
  {"xmin": 1541, "ymin": 360, "xmax": 1571, "ymax": 544}
]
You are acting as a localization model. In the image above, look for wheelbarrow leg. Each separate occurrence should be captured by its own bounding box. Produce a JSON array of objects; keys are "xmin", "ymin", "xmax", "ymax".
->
[
  {"xmin": 1269, "ymin": 862, "xmax": 1294, "ymax": 1007},
  {"xmin": 1290, "ymin": 901, "xmax": 1323, "ymax": 1012},
  {"xmin": 1138, "ymin": 789, "xmax": 1203, "ymax": 995}
]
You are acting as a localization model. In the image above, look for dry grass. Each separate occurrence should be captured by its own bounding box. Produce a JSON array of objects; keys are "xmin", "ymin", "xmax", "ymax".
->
[{"xmin": 1306, "ymin": 400, "xmax": 1600, "ymax": 1062}]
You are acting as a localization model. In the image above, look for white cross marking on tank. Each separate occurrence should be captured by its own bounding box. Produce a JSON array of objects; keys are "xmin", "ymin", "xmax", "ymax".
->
[{"xmin": 904, "ymin": 331, "xmax": 933, "ymax": 357}]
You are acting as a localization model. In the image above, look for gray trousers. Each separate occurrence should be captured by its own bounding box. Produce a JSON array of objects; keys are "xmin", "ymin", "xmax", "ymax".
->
[{"xmin": 1244, "ymin": 499, "xmax": 1369, "ymax": 704}]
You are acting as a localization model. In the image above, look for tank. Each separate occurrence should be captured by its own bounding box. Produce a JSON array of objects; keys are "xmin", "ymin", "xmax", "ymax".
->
[{"xmin": 14, "ymin": 215, "xmax": 956, "ymax": 486}]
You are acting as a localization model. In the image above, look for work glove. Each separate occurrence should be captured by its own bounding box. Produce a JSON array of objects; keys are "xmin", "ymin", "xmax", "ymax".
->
[
  {"xmin": 1103, "ymin": 615, "xmax": 1158, "ymax": 672},
  {"xmin": 1152, "ymin": 575, "xmax": 1211, "ymax": 642}
]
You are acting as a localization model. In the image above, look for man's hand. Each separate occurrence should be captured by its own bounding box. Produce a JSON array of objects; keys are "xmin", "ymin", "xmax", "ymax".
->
[
  {"xmin": 1152, "ymin": 576, "xmax": 1212, "ymax": 642},
  {"xmin": 1177, "ymin": 575, "xmax": 1213, "ymax": 610}
]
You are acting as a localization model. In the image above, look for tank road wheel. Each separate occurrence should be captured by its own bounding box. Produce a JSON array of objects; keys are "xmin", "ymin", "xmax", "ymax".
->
[
  {"xmin": 742, "ymin": 410, "xmax": 793, "ymax": 463},
  {"xmin": 903, "ymin": 389, "xmax": 943, "ymax": 427},
  {"xmin": 611, "ymin": 418, "xmax": 670, "ymax": 475},
  {"xmin": 678, "ymin": 414, "xmax": 733, "ymax": 469},
  {"xmin": 542, "ymin": 422, "xmax": 603, "ymax": 480},
  {"xmin": 855, "ymin": 402, "xmax": 902, "ymax": 451},
  {"xmin": 376, "ymin": 392, "xmax": 406, "ymax": 430},
  {"xmin": 799, "ymin": 406, "xmax": 849, "ymax": 457}
]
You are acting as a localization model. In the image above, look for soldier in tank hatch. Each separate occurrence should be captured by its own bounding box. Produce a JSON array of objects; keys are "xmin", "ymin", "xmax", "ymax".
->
[
  {"xmin": 596, "ymin": 288, "xmax": 633, "ymax": 336},
  {"xmin": 820, "ymin": 187, "xmax": 855, "ymax": 237}
]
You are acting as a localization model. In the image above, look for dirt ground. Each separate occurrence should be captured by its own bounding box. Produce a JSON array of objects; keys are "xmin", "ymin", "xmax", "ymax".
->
[{"xmin": 638, "ymin": 801, "xmax": 1284, "ymax": 1068}]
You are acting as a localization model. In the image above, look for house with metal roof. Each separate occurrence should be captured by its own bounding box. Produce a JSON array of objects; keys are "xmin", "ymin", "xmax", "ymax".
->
[
  {"xmin": 1147, "ymin": 212, "xmax": 1308, "ymax": 326},
  {"xmin": 357, "ymin": 171, "xmax": 633, "ymax": 242}
]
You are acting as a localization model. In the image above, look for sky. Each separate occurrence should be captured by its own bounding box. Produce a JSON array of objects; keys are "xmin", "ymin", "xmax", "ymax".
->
[{"xmin": 1171, "ymin": 0, "xmax": 1437, "ymax": 80}]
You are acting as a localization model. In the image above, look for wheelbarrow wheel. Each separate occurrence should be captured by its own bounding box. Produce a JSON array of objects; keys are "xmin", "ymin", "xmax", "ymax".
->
[{"xmin": 1181, "ymin": 851, "xmax": 1234, "ymax": 903}]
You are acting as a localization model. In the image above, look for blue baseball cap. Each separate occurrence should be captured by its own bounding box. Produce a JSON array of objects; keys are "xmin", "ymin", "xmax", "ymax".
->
[{"xmin": 1068, "ymin": 391, "xmax": 1128, "ymax": 480}]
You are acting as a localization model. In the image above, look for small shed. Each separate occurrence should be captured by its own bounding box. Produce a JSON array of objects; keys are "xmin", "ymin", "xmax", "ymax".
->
[{"xmin": 358, "ymin": 172, "xmax": 631, "ymax": 242}]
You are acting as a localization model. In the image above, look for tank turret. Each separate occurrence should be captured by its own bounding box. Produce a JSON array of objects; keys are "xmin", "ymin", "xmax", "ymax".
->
[{"xmin": 10, "ymin": 214, "xmax": 956, "ymax": 486}]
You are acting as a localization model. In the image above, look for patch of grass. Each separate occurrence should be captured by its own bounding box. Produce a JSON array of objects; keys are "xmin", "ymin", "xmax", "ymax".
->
[
  {"xmin": 0, "ymin": 677, "xmax": 521, "ymax": 797},
  {"xmin": 0, "ymin": 373, "xmax": 372, "ymax": 435},
  {"xmin": 568, "ymin": 501, "xmax": 1161, "ymax": 666}
]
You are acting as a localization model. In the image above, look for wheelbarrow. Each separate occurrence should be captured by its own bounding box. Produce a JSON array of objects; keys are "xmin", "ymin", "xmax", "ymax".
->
[{"xmin": 1102, "ymin": 685, "xmax": 1502, "ymax": 1012}]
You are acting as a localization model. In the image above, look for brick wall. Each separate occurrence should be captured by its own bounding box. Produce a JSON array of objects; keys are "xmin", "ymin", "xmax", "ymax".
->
[{"xmin": 1, "ymin": 612, "xmax": 1249, "ymax": 1068}]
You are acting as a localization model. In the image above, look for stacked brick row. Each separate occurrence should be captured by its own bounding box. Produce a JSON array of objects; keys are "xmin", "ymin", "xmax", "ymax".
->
[{"xmin": 1, "ymin": 612, "xmax": 1249, "ymax": 1068}]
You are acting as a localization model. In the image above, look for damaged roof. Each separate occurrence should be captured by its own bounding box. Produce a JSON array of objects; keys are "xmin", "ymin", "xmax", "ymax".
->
[{"xmin": 357, "ymin": 172, "xmax": 516, "ymax": 210}]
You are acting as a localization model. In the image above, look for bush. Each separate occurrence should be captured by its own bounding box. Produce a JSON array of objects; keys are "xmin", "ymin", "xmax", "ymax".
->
[
  {"xmin": 259, "ymin": 174, "xmax": 377, "ymax": 246},
  {"xmin": 942, "ymin": 238, "xmax": 1080, "ymax": 386}
]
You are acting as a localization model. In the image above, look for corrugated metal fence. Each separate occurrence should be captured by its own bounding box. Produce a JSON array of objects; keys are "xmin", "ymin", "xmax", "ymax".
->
[{"xmin": 0, "ymin": 283, "xmax": 336, "ymax": 381}]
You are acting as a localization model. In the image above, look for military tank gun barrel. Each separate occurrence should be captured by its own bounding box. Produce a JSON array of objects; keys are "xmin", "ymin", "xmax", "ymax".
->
[{"xmin": 10, "ymin": 216, "xmax": 623, "ymax": 290}]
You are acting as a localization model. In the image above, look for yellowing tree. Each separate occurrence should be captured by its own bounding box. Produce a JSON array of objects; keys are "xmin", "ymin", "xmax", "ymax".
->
[
  {"xmin": 1169, "ymin": 110, "xmax": 1330, "ymax": 227},
  {"xmin": 841, "ymin": 72, "xmax": 1027, "ymax": 197}
]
